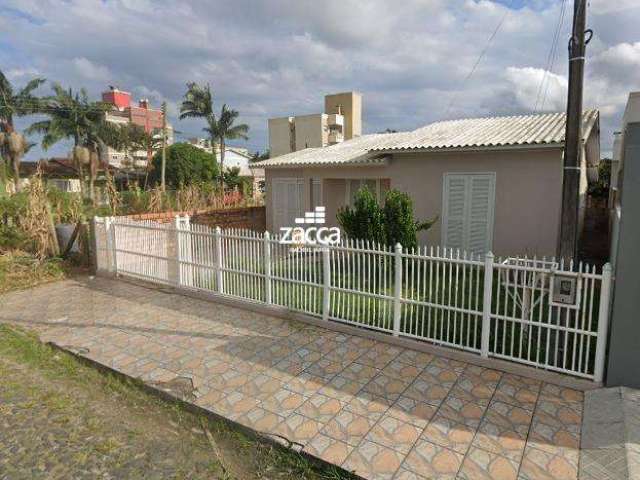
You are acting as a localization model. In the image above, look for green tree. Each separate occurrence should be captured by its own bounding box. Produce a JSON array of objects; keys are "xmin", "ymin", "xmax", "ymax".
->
[
  {"xmin": 179, "ymin": 84, "xmax": 249, "ymax": 190},
  {"xmin": 149, "ymin": 142, "xmax": 218, "ymax": 189},
  {"xmin": 206, "ymin": 104, "xmax": 249, "ymax": 190},
  {"xmin": 26, "ymin": 84, "xmax": 111, "ymax": 201},
  {"xmin": 336, "ymin": 187, "xmax": 385, "ymax": 245},
  {"xmin": 0, "ymin": 69, "xmax": 46, "ymax": 191},
  {"xmin": 179, "ymin": 82, "xmax": 218, "ymax": 171}
]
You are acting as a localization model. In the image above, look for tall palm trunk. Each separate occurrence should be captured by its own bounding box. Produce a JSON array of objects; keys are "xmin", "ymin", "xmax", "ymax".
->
[{"xmin": 219, "ymin": 138, "xmax": 225, "ymax": 191}]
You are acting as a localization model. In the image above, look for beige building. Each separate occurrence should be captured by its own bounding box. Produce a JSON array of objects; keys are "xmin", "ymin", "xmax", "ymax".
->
[
  {"xmin": 268, "ymin": 92, "xmax": 362, "ymax": 157},
  {"xmin": 255, "ymin": 111, "xmax": 600, "ymax": 257}
]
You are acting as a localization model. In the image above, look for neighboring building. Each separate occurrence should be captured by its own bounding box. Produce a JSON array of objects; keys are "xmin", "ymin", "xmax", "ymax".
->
[
  {"xmin": 101, "ymin": 87, "xmax": 174, "ymax": 169},
  {"xmin": 187, "ymin": 138, "xmax": 265, "ymax": 193},
  {"xmin": 255, "ymin": 110, "xmax": 600, "ymax": 257},
  {"xmin": 268, "ymin": 92, "xmax": 362, "ymax": 157}
]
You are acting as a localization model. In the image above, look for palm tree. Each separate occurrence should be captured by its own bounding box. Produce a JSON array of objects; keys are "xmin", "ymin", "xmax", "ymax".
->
[
  {"xmin": 206, "ymin": 104, "xmax": 249, "ymax": 190},
  {"xmin": 0, "ymin": 69, "xmax": 46, "ymax": 191},
  {"xmin": 179, "ymin": 82, "xmax": 218, "ymax": 182},
  {"xmin": 27, "ymin": 83, "xmax": 110, "ymax": 201}
]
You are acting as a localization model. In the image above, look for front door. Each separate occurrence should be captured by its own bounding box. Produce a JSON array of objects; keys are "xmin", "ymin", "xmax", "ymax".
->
[{"xmin": 442, "ymin": 173, "xmax": 496, "ymax": 256}]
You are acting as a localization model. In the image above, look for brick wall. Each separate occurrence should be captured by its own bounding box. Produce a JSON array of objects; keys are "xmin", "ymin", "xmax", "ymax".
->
[{"xmin": 124, "ymin": 206, "xmax": 266, "ymax": 232}]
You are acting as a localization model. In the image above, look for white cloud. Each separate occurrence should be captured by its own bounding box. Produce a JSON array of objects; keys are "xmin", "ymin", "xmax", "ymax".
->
[
  {"xmin": 71, "ymin": 57, "xmax": 112, "ymax": 81},
  {"xmin": 1, "ymin": 0, "xmax": 639, "ymax": 160}
]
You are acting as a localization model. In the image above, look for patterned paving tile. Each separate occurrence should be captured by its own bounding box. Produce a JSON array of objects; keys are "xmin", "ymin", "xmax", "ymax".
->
[
  {"xmin": 317, "ymin": 374, "xmax": 364, "ymax": 402},
  {"xmin": 528, "ymin": 403, "xmax": 581, "ymax": 452},
  {"xmin": 437, "ymin": 390, "xmax": 488, "ymax": 428},
  {"xmin": 421, "ymin": 414, "xmax": 475, "ymax": 455},
  {"xmin": 365, "ymin": 414, "xmax": 423, "ymax": 454},
  {"xmin": 403, "ymin": 438, "xmax": 464, "ymax": 480},
  {"xmin": 387, "ymin": 395, "xmax": 438, "ymax": 429},
  {"xmin": 342, "ymin": 440, "xmax": 404, "ymax": 480},
  {"xmin": 304, "ymin": 358, "xmax": 346, "ymax": 381},
  {"xmin": 238, "ymin": 372, "xmax": 285, "ymax": 399},
  {"xmin": 340, "ymin": 362, "xmax": 381, "ymax": 383},
  {"xmin": 295, "ymin": 393, "xmax": 344, "ymax": 423},
  {"xmin": 519, "ymin": 445, "xmax": 579, "ymax": 480},
  {"xmin": 283, "ymin": 372, "xmax": 324, "ymax": 396},
  {"xmin": 322, "ymin": 410, "xmax": 377, "ymax": 447},
  {"xmin": 538, "ymin": 383, "xmax": 584, "ymax": 404},
  {"xmin": 458, "ymin": 446, "xmax": 519, "ymax": 480},
  {"xmin": 403, "ymin": 370, "xmax": 454, "ymax": 406},
  {"xmin": 393, "ymin": 467, "xmax": 430, "ymax": 479},
  {"xmin": 473, "ymin": 401, "xmax": 533, "ymax": 461},
  {"xmin": 394, "ymin": 349, "xmax": 434, "ymax": 368},
  {"xmin": 304, "ymin": 433, "xmax": 354, "ymax": 466},
  {"xmin": 382, "ymin": 359, "xmax": 424, "ymax": 383},
  {"xmin": 259, "ymin": 388, "xmax": 308, "ymax": 416},
  {"xmin": 363, "ymin": 373, "xmax": 412, "ymax": 401},
  {"xmin": 211, "ymin": 390, "xmax": 259, "ymax": 420},
  {"xmin": 493, "ymin": 373, "xmax": 541, "ymax": 410},
  {"xmin": 237, "ymin": 406, "xmax": 285, "ymax": 432},
  {"xmin": 345, "ymin": 391, "xmax": 394, "ymax": 421},
  {"xmin": 0, "ymin": 278, "xmax": 593, "ymax": 480},
  {"xmin": 274, "ymin": 413, "xmax": 324, "ymax": 447}
]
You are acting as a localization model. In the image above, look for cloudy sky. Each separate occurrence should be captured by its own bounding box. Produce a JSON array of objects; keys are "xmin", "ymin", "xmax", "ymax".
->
[{"xmin": 1, "ymin": 0, "xmax": 639, "ymax": 160}]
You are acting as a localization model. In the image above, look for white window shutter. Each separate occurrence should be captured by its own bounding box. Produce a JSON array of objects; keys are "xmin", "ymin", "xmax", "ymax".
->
[
  {"xmin": 443, "ymin": 175, "xmax": 467, "ymax": 251},
  {"xmin": 442, "ymin": 173, "xmax": 495, "ymax": 255},
  {"xmin": 468, "ymin": 175, "xmax": 495, "ymax": 256}
]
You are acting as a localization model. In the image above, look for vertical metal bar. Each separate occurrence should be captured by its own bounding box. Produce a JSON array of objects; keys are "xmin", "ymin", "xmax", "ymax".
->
[
  {"xmin": 393, "ymin": 243, "xmax": 402, "ymax": 336},
  {"xmin": 323, "ymin": 247, "xmax": 331, "ymax": 321},
  {"xmin": 481, "ymin": 251, "xmax": 494, "ymax": 357},
  {"xmin": 264, "ymin": 232, "xmax": 272, "ymax": 304},
  {"xmin": 215, "ymin": 226, "xmax": 224, "ymax": 294},
  {"xmin": 594, "ymin": 263, "xmax": 612, "ymax": 382}
]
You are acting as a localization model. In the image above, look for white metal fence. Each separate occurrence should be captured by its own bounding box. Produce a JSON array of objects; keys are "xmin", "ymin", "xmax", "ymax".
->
[{"xmin": 94, "ymin": 215, "xmax": 612, "ymax": 382}]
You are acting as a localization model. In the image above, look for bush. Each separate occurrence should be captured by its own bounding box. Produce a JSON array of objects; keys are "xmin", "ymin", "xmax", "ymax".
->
[
  {"xmin": 149, "ymin": 143, "xmax": 219, "ymax": 189},
  {"xmin": 336, "ymin": 187, "xmax": 385, "ymax": 245},
  {"xmin": 338, "ymin": 187, "xmax": 436, "ymax": 249}
]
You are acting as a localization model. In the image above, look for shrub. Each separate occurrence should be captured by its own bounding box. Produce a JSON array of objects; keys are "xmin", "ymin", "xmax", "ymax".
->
[
  {"xmin": 149, "ymin": 143, "xmax": 219, "ymax": 189},
  {"xmin": 338, "ymin": 187, "xmax": 436, "ymax": 249},
  {"xmin": 336, "ymin": 187, "xmax": 385, "ymax": 245}
]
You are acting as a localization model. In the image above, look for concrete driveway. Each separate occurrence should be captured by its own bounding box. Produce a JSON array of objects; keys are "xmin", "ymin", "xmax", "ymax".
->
[{"xmin": 0, "ymin": 276, "xmax": 586, "ymax": 480}]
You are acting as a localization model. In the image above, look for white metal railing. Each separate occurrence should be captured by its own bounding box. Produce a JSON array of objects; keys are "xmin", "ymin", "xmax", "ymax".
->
[{"xmin": 93, "ymin": 215, "xmax": 613, "ymax": 382}]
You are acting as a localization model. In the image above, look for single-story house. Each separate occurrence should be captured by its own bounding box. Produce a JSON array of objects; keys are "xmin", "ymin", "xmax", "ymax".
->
[{"xmin": 254, "ymin": 110, "xmax": 600, "ymax": 257}]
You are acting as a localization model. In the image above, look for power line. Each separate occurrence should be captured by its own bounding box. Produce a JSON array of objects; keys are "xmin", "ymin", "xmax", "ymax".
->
[
  {"xmin": 445, "ymin": 0, "xmax": 515, "ymax": 117},
  {"xmin": 535, "ymin": 0, "xmax": 567, "ymax": 112}
]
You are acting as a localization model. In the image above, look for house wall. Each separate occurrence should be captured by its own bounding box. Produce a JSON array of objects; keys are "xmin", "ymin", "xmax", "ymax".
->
[{"xmin": 265, "ymin": 148, "xmax": 566, "ymax": 257}]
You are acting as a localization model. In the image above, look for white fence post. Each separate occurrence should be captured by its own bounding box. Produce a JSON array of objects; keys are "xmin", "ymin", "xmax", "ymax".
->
[
  {"xmin": 481, "ymin": 251, "xmax": 495, "ymax": 357},
  {"xmin": 167, "ymin": 215, "xmax": 182, "ymax": 287},
  {"xmin": 215, "ymin": 226, "xmax": 224, "ymax": 294},
  {"xmin": 105, "ymin": 216, "xmax": 117, "ymax": 274},
  {"xmin": 323, "ymin": 247, "xmax": 331, "ymax": 321},
  {"xmin": 264, "ymin": 232, "xmax": 272, "ymax": 304},
  {"xmin": 393, "ymin": 243, "xmax": 403, "ymax": 336},
  {"xmin": 594, "ymin": 262, "xmax": 613, "ymax": 383}
]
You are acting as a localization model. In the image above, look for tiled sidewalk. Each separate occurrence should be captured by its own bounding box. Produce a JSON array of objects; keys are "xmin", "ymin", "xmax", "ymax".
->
[{"xmin": 0, "ymin": 277, "xmax": 585, "ymax": 480}]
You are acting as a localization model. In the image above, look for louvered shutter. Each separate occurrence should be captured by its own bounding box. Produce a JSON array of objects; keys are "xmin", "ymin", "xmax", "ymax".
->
[
  {"xmin": 468, "ymin": 175, "xmax": 495, "ymax": 255},
  {"xmin": 442, "ymin": 173, "xmax": 495, "ymax": 255},
  {"xmin": 443, "ymin": 175, "xmax": 467, "ymax": 251},
  {"xmin": 272, "ymin": 178, "xmax": 305, "ymax": 232}
]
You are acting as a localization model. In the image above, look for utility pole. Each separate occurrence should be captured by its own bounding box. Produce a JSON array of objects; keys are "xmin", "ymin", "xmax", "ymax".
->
[
  {"xmin": 558, "ymin": 0, "xmax": 588, "ymax": 263},
  {"xmin": 160, "ymin": 101, "xmax": 167, "ymax": 192}
]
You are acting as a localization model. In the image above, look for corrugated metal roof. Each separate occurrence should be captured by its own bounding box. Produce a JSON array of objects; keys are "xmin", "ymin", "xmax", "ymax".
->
[
  {"xmin": 374, "ymin": 110, "xmax": 599, "ymax": 152},
  {"xmin": 253, "ymin": 133, "xmax": 405, "ymax": 168},
  {"xmin": 255, "ymin": 110, "xmax": 599, "ymax": 168}
]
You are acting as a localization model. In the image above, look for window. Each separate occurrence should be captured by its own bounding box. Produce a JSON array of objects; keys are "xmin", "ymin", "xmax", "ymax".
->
[
  {"xmin": 442, "ymin": 173, "xmax": 496, "ymax": 255},
  {"xmin": 310, "ymin": 179, "xmax": 322, "ymax": 209},
  {"xmin": 345, "ymin": 179, "xmax": 389, "ymax": 206}
]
